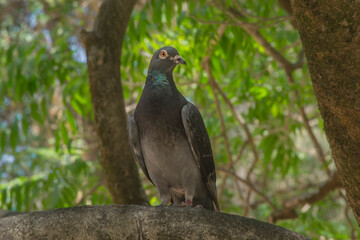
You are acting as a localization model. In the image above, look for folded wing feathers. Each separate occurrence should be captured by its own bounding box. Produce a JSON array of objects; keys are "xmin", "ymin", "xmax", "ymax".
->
[{"xmin": 181, "ymin": 103, "xmax": 220, "ymax": 212}]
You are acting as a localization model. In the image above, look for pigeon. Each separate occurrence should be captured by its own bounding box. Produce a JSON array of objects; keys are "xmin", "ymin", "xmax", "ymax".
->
[{"xmin": 128, "ymin": 46, "xmax": 219, "ymax": 211}]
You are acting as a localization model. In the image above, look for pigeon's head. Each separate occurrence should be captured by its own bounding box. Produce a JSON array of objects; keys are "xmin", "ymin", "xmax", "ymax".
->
[{"xmin": 148, "ymin": 46, "xmax": 186, "ymax": 74}]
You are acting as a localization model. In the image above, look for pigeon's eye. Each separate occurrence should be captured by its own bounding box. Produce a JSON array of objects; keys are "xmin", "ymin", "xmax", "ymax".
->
[{"xmin": 159, "ymin": 50, "xmax": 167, "ymax": 59}]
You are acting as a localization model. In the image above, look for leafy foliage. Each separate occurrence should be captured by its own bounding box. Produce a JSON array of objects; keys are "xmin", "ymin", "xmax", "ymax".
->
[{"xmin": 0, "ymin": 0, "xmax": 357, "ymax": 239}]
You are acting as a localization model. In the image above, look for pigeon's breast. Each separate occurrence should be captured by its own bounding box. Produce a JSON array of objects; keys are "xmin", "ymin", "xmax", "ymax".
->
[
  {"xmin": 140, "ymin": 129, "xmax": 201, "ymax": 191},
  {"xmin": 134, "ymin": 91, "xmax": 200, "ymax": 191}
]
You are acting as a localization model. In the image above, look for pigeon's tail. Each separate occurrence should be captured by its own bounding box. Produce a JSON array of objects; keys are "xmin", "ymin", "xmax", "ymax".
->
[
  {"xmin": 213, "ymin": 198, "xmax": 220, "ymax": 212},
  {"xmin": 211, "ymin": 190, "xmax": 220, "ymax": 212},
  {"xmin": 205, "ymin": 181, "xmax": 220, "ymax": 212}
]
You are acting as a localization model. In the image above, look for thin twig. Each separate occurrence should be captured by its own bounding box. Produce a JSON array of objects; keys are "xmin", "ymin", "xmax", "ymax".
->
[
  {"xmin": 280, "ymin": 39, "xmax": 302, "ymax": 52},
  {"xmin": 190, "ymin": 15, "xmax": 233, "ymax": 25},
  {"xmin": 207, "ymin": 2, "xmax": 336, "ymax": 223},
  {"xmin": 218, "ymin": 141, "xmax": 248, "ymax": 205},
  {"xmin": 344, "ymin": 202, "xmax": 357, "ymax": 240},
  {"xmin": 219, "ymin": 4, "xmax": 302, "ymax": 72},
  {"xmin": 235, "ymin": 140, "xmax": 249, "ymax": 162},
  {"xmin": 269, "ymin": 172, "xmax": 342, "ymax": 223},
  {"xmin": 76, "ymin": 180, "xmax": 103, "ymax": 205},
  {"xmin": 286, "ymin": 72, "xmax": 331, "ymax": 176},
  {"xmin": 201, "ymin": 24, "xmax": 247, "ymax": 208},
  {"xmin": 191, "ymin": 14, "xmax": 292, "ymax": 29},
  {"xmin": 339, "ymin": 190, "xmax": 357, "ymax": 240},
  {"xmin": 232, "ymin": 0, "xmax": 253, "ymax": 19},
  {"xmin": 211, "ymin": 81, "xmax": 259, "ymax": 180},
  {"xmin": 209, "ymin": 68, "xmax": 248, "ymax": 212},
  {"xmin": 217, "ymin": 168, "xmax": 276, "ymax": 210},
  {"xmin": 223, "ymin": 3, "xmax": 329, "ymax": 177},
  {"xmin": 255, "ymin": 16, "xmax": 293, "ymax": 29}
]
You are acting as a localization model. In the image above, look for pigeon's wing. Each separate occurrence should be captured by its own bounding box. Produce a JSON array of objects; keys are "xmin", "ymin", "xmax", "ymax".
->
[
  {"xmin": 181, "ymin": 102, "xmax": 220, "ymax": 211},
  {"xmin": 127, "ymin": 115, "xmax": 154, "ymax": 185}
]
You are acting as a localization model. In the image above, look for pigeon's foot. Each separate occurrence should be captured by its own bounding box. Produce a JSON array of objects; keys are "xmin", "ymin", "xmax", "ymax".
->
[{"xmin": 194, "ymin": 204, "xmax": 203, "ymax": 209}]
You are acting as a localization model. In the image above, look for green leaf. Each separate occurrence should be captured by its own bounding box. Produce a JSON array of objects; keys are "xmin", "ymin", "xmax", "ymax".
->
[
  {"xmin": 61, "ymin": 186, "xmax": 75, "ymax": 206},
  {"xmin": 66, "ymin": 138, "xmax": 72, "ymax": 153},
  {"xmin": 50, "ymin": 185, "xmax": 60, "ymax": 208},
  {"xmin": 35, "ymin": 47, "xmax": 47, "ymax": 64},
  {"xmin": 61, "ymin": 122, "xmax": 69, "ymax": 146},
  {"xmin": 165, "ymin": 1, "xmax": 173, "ymax": 27},
  {"xmin": 249, "ymin": 86, "xmax": 269, "ymax": 100},
  {"xmin": 10, "ymin": 120, "xmax": 19, "ymax": 150},
  {"xmin": 70, "ymin": 98, "xmax": 84, "ymax": 116},
  {"xmin": 152, "ymin": 0, "xmax": 163, "ymax": 27},
  {"xmin": 22, "ymin": 117, "xmax": 29, "ymax": 136},
  {"xmin": 260, "ymin": 135, "xmax": 277, "ymax": 167},
  {"xmin": 177, "ymin": 0, "xmax": 182, "ymax": 16},
  {"xmin": 66, "ymin": 110, "xmax": 77, "ymax": 133},
  {"xmin": 30, "ymin": 102, "xmax": 44, "ymax": 125},
  {"xmin": 54, "ymin": 129, "xmax": 61, "ymax": 152},
  {"xmin": 15, "ymin": 186, "xmax": 22, "ymax": 211},
  {"xmin": 273, "ymin": 146, "xmax": 285, "ymax": 172},
  {"xmin": 6, "ymin": 45, "xmax": 16, "ymax": 66},
  {"xmin": 1, "ymin": 188, "xmax": 7, "ymax": 206},
  {"xmin": 28, "ymin": 76, "xmax": 38, "ymax": 96},
  {"xmin": 0, "ymin": 131, "xmax": 7, "ymax": 151},
  {"xmin": 24, "ymin": 183, "xmax": 30, "ymax": 211},
  {"xmin": 41, "ymin": 98, "xmax": 47, "ymax": 118},
  {"xmin": 270, "ymin": 103, "xmax": 279, "ymax": 118}
]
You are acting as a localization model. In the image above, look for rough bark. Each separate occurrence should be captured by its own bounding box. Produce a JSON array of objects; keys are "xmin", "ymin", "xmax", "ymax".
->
[
  {"xmin": 80, "ymin": 0, "xmax": 147, "ymax": 204},
  {"xmin": 0, "ymin": 210, "xmax": 23, "ymax": 218},
  {"xmin": 290, "ymin": 0, "xmax": 360, "ymax": 224},
  {"xmin": 0, "ymin": 205, "xmax": 309, "ymax": 240}
]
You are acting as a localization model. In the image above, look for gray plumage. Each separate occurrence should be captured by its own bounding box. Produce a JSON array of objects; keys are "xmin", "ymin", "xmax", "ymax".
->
[{"xmin": 128, "ymin": 46, "xmax": 219, "ymax": 211}]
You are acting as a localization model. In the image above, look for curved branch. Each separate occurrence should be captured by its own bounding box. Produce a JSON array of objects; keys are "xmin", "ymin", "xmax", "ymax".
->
[
  {"xmin": 0, "ymin": 205, "xmax": 309, "ymax": 240},
  {"xmin": 270, "ymin": 172, "xmax": 342, "ymax": 223}
]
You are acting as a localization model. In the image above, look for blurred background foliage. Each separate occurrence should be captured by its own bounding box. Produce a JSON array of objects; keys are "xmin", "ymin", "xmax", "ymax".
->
[{"xmin": 0, "ymin": 0, "xmax": 357, "ymax": 239}]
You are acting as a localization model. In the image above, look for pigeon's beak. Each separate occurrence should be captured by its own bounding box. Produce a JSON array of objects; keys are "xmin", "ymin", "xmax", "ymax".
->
[
  {"xmin": 172, "ymin": 55, "xmax": 187, "ymax": 65},
  {"xmin": 177, "ymin": 56, "xmax": 187, "ymax": 65}
]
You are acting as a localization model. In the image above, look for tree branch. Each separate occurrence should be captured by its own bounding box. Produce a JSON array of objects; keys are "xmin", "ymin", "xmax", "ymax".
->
[
  {"xmin": 218, "ymin": 168, "xmax": 276, "ymax": 211},
  {"xmin": 76, "ymin": 180, "xmax": 104, "ymax": 205},
  {"xmin": 201, "ymin": 24, "xmax": 259, "ymax": 212},
  {"xmin": 80, "ymin": 0, "xmax": 147, "ymax": 204},
  {"xmin": 286, "ymin": 72, "xmax": 331, "ymax": 176},
  {"xmin": 218, "ymin": 2, "xmax": 329, "ymax": 178},
  {"xmin": 211, "ymin": 80, "xmax": 259, "ymax": 179},
  {"xmin": 269, "ymin": 172, "xmax": 342, "ymax": 223},
  {"xmin": 0, "ymin": 205, "xmax": 309, "ymax": 240},
  {"xmin": 223, "ymin": 6, "xmax": 301, "ymax": 72}
]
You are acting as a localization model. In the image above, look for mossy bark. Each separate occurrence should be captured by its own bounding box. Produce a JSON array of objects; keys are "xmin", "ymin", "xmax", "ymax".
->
[{"xmin": 291, "ymin": 0, "xmax": 360, "ymax": 224}]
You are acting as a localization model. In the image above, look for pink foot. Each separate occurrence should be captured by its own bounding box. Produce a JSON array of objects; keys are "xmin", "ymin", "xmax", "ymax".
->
[
  {"xmin": 195, "ymin": 205, "xmax": 203, "ymax": 209},
  {"xmin": 186, "ymin": 200, "xmax": 192, "ymax": 206}
]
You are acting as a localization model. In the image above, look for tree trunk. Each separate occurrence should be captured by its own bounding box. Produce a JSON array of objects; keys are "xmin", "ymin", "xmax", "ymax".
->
[
  {"xmin": 80, "ymin": 0, "xmax": 147, "ymax": 204},
  {"xmin": 0, "ymin": 205, "xmax": 309, "ymax": 240},
  {"xmin": 290, "ymin": 0, "xmax": 360, "ymax": 224}
]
